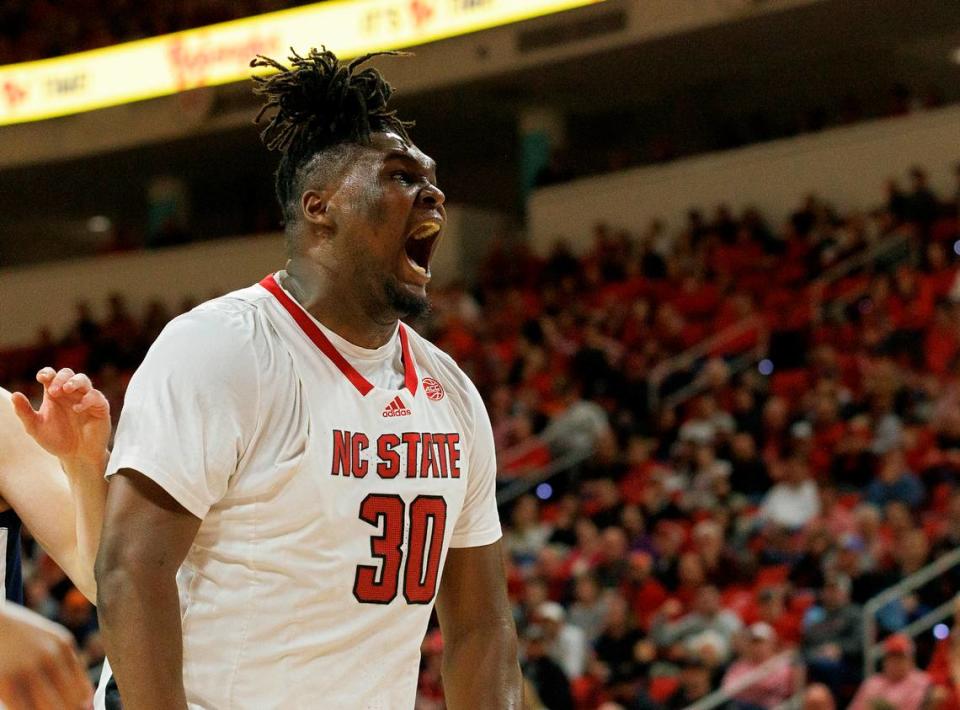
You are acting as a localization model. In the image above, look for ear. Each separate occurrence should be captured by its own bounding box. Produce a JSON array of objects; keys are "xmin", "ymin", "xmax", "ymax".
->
[{"xmin": 301, "ymin": 189, "xmax": 335, "ymax": 235}]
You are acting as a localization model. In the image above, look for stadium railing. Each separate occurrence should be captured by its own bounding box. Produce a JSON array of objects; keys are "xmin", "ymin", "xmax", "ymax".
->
[
  {"xmin": 647, "ymin": 226, "xmax": 917, "ymax": 414},
  {"xmin": 495, "ymin": 447, "xmax": 594, "ymax": 506},
  {"xmin": 683, "ymin": 649, "xmax": 805, "ymax": 710},
  {"xmin": 862, "ymin": 547, "xmax": 960, "ymax": 678}
]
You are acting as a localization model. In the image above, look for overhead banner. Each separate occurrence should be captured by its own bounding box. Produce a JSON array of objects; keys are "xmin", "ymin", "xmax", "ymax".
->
[{"xmin": 0, "ymin": 0, "xmax": 604, "ymax": 127}]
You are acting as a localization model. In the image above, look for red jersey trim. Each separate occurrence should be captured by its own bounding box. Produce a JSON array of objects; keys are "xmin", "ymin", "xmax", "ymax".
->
[{"xmin": 259, "ymin": 274, "xmax": 418, "ymax": 397}]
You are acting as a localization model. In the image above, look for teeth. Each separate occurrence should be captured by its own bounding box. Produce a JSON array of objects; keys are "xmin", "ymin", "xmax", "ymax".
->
[
  {"xmin": 409, "ymin": 222, "xmax": 440, "ymax": 239},
  {"xmin": 407, "ymin": 257, "xmax": 428, "ymax": 276}
]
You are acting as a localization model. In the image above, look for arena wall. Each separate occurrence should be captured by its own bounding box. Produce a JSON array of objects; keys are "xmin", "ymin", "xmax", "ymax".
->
[
  {"xmin": 528, "ymin": 104, "xmax": 960, "ymax": 254},
  {"xmin": 0, "ymin": 205, "xmax": 503, "ymax": 348}
]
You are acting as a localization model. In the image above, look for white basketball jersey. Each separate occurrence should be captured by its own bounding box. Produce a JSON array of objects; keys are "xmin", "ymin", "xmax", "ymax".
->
[{"xmin": 104, "ymin": 273, "xmax": 502, "ymax": 709}]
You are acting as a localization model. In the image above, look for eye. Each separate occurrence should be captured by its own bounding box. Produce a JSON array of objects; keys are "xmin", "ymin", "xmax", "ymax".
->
[{"xmin": 392, "ymin": 171, "xmax": 417, "ymax": 186}]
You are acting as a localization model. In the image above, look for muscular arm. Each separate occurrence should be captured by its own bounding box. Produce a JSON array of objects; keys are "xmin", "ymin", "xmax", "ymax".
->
[
  {"xmin": 435, "ymin": 540, "xmax": 521, "ymax": 710},
  {"xmin": 95, "ymin": 469, "xmax": 202, "ymax": 710}
]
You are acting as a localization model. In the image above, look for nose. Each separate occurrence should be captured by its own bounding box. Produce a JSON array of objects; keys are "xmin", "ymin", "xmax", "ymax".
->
[{"xmin": 419, "ymin": 182, "xmax": 445, "ymax": 209}]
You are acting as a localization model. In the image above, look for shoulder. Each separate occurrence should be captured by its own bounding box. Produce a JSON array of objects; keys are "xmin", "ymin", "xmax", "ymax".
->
[
  {"xmin": 148, "ymin": 290, "xmax": 271, "ymax": 369},
  {"xmin": 120, "ymin": 293, "xmax": 273, "ymax": 409}
]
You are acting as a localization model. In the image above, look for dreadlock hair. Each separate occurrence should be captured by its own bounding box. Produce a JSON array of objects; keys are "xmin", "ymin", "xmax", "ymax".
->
[{"xmin": 251, "ymin": 47, "xmax": 414, "ymax": 226}]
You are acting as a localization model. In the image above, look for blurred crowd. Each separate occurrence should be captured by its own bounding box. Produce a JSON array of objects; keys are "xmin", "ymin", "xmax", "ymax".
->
[{"xmin": 2, "ymin": 162, "xmax": 960, "ymax": 707}]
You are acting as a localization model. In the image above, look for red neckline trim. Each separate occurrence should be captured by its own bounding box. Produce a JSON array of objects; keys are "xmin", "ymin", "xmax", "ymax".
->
[{"xmin": 260, "ymin": 274, "xmax": 418, "ymax": 397}]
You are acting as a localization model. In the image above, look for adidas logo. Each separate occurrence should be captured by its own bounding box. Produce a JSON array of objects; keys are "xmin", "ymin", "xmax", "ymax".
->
[{"xmin": 382, "ymin": 396, "xmax": 412, "ymax": 418}]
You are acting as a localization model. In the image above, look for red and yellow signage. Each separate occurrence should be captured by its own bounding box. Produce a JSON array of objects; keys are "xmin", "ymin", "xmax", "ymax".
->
[{"xmin": 0, "ymin": 0, "xmax": 604, "ymax": 127}]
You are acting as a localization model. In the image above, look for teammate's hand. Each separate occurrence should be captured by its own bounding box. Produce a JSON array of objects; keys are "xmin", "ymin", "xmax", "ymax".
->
[
  {"xmin": 0, "ymin": 603, "xmax": 92, "ymax": 710},
  {"xmin": 11, "ymin": 367, "xmax": 111, "ymax": 473}
]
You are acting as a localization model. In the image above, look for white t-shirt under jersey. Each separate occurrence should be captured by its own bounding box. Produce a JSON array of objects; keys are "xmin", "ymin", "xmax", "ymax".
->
[{"xmin": 103, "ymin": 274, "xmax": 502, "ymax": 709}]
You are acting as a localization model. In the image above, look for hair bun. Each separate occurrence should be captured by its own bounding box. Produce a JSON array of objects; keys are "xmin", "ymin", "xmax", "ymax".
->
[{"xmin": 251, "ymin": 47, "xmax": 412, "ymax": 155}]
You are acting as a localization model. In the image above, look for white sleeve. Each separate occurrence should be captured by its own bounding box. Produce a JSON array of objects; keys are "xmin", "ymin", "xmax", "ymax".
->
[
  {"xmin": 106, "ymin": 305, "xmax": 260, "ymax": 519},
  {"xmin": 449, "ymin": 379, "xmax": 502, "ymax": 548}
]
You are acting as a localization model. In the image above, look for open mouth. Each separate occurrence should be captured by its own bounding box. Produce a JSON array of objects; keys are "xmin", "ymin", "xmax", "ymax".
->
[{"xmin": 404, "ymin": 221, "xmax": 442, "ymax": 276}]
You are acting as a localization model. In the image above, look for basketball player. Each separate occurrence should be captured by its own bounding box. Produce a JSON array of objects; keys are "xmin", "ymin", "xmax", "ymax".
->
[
  {"xmin": 1, "ymin": 368, "xmax": 111, "ymax": 709},
  {"xmin": 95, "ymin": 48, "xmax": 521, "ymax": 709}
]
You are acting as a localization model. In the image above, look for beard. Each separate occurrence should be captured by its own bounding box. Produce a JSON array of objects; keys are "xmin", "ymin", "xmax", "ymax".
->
[{"xmin": 383, "ymin": 275, "xmax": 431, "ymax": 320}]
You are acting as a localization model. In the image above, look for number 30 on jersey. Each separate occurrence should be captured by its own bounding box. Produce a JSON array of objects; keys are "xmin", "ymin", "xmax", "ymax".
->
[{"xmin": 353, "ymin": 494, "xmax": 447, "ymax": 605}]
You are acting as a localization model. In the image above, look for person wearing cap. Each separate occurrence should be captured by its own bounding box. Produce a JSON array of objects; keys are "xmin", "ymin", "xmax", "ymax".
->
[
  {"xmin": 521, "ymin": 624, "xmax": 574, "ymax": 710},
  {"xmin": 534, "ymin": 600, "xmax": 588, "ymax": 680},
  {"xmin": 721, "ymin": 622, "xmax": 797, "ymax": 709},
  {"xmin": 850, "ymin": 633, "xmax": 933, "ymax": 710}
]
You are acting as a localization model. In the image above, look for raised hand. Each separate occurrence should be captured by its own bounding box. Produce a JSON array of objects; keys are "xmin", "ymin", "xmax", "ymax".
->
[
  {"xmin": 0, "ymin": 603, "xmax": 92, "ymax": 710},
  {"xmin": 10, "ymin": 367, "xmax": 111, "ymax": 472}
]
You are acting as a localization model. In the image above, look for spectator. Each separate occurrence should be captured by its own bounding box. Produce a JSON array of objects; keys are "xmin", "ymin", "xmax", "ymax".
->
[
  {"xmin": 621, "ymin": 551, "xmax": 669, "ymax": 631},
  {"xmin": 832, "ymin": 534, "xmax": 888, "ymax": 604},
  {"xmin": 802, "ymin": 683, "xmax": 836, "ymax": 710},
  {"xmin": 749, "ymin": 587, "xmax": 802, "ymax": 646},
  {"xmin": 539, "ymin": 384, "xmax": 612, "ymax": 458},
  {"xmin": 908, "ymin": 167, "xmax": 940, "ymax": 231},
  {"xmin": 759, "ymin": 456, "xmax": 821, "ymax": 529},
  {"xmin": 522, "ymin": 624, "xmax": 575, "ymax": 710},
  {"xmin": 652, "ymin": 585, "xmax": 744, "ymax": 664},
  {"xmin": 568, "ymin": 573, "xmax": 609, "ymax": 643},
  {"xmin": 505, "ymin": 495, "xmax": 552, "ymax": 566},
  {"xmin": 534, "ymin": 601, "xmax": 588, "ymax": 681},
  {"xmin": 593, "ymin": 593, "xmax": 646, "ymax": 683},
  {"xmin": 850, "ymin": 634, "xmax": 933, "ymax": 710},
  {"xmin": 727, "ymin": 432, "xmax": 771, "ymax": 500},
  {"xmin": 721, "ymin": 622, "xmax": 797, "ymax": 709},
  {"xmin": 802, "ymin": 574, "xmax": 863, "ymax": 695},
  {"xmin": 650, "ymin": 655, "xmax": 715, "ymax": 709},
  {"xmin": 866, "ymin": 449, "xmax": 925, "ymax": 509}
]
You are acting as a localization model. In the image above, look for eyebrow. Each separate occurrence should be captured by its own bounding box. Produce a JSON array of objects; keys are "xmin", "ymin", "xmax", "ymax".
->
[{"xmin": 383, "ymin": 150, "xmax": 436, "ymax": 175}]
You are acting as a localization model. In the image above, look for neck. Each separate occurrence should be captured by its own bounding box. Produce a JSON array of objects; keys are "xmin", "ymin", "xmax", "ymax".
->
[{"xmin": 282, "ymin": 258, "xmax": 398, "ymax": 349}]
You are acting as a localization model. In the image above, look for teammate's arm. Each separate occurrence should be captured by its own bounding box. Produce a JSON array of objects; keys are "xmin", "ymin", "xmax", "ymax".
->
[
  {"xmin": 95, "ymin": 469, "xmax": 201, "ymax": 710},
  {"xmin": 0, "ymin": 369, "xmax": 110, "ymax": 602},
  {"xmin": 435, "ymin": 540, "xmax": 521, "ymax": 709}
]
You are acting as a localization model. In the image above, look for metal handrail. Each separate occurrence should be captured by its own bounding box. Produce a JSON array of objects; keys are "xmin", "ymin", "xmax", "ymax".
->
[
  {"xmin": 661, "ymin": 352, "xmax": 760, "ymax": 412},
  {"xmin": 862, "ymin": 547, "xmax": 960, "ymax": 677},
  {"xmin": 646, "ymin": 314, "xmax": 765, "ymax": 413},
  {"xmin": 647, "ymin": 226, "xmax": 917, "ymax": 413},
  {"xmin": 495, "ymin": 446, "xmax": 593, "ymax": 506},
  {"xmin": 685, "ymin": 650, "xmax": 800, "ymax": 710},
  {"xmin": 817, "ymin": 227, "xmax": 913, "ymax": 285}
]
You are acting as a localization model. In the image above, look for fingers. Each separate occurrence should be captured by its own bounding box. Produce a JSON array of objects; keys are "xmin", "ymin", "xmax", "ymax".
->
[
  {"xmin": 36, "ymin": 367, "xmax": 56, "ymax": 385},
  {"xmin": 43, "ymin": 637, "xmax": 91, "ymax": 709},
  {"xmin": 9, "ymin": 392, "xmax": 40, "ymax": 435},
  {"xmin": 47, "ymin": 368, "xmax": 76, "ymax": 396},
  {"xmin": 62, "ymin": 372, "xmax": 92, "ymax": 395},
  {"xmin": 73, "ymin": 388, "xmax": 110, "ymax": 417}
]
